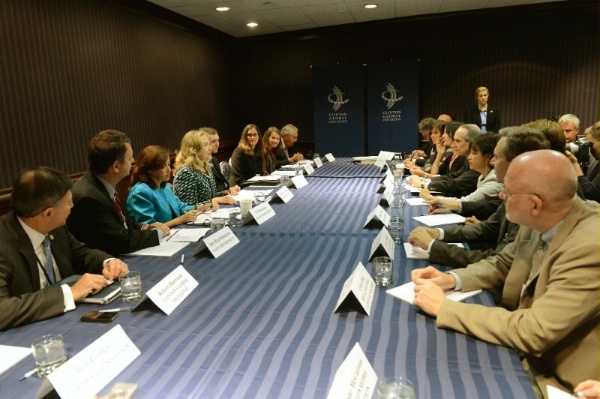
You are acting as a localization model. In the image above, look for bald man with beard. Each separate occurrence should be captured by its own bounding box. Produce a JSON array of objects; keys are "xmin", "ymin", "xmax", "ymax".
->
[{"xmin": 410, "ymin": 150, "xmax": 599, "ymax": 398}]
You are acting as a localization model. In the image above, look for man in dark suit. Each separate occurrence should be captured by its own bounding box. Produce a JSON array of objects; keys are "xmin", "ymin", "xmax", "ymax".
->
[
  {"xmin": 463, "ymin": 86, "xmax": 501, "ymax": 133},
  {"xmin": 201, "ymin": 127, "xmax": 240, "ymax": 195},
  {"xmin": 281, "ymin": 124, "xmax": 304, "ymax": 163},
  {"xmin": 409, "ymin": 127, "xmax": 550, "ymax": 268},
  {"xmin": 0, "ymin": 167, "xmax": 127, "ymax": 330},
  {"xmin": 68, "ymin": 130, "xmax": 168, "ymax": 257}
]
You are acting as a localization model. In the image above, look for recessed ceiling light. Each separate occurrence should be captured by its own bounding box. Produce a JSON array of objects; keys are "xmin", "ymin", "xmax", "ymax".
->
[
  {"xmin": 216, "ymin": 7, "xmax": 230, "ymax": 12},
  {"xmin": 364, "ymin": 4, "xmax": 377, "ymax": 9},
  {"xmin": 247, "ymin": 22, "xmax": 258, "ymax": 28}
]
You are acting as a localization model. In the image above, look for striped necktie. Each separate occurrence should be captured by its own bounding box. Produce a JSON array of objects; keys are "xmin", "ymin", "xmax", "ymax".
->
[
  {"xmin": 42, "ymin": 236, "xmax": 54, "ymax": 284},
  {"xmin": 114, "ymin": 191, "xmax": 125, "ymax": 223}
]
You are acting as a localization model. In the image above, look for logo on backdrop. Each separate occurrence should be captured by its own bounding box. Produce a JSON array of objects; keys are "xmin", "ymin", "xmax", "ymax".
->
[
  {"xmin": 381, "ymin": 83, "xmax": 403, "ymax": 109},
  {"xmin": 327, "ymin": 86, "xmax": 350, "ymax": 111}
]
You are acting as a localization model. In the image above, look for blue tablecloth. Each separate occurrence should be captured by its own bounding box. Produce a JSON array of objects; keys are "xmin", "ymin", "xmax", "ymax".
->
[{"xmin": 0, "ymin": 159, "xmax": 535, "ymax": 399}]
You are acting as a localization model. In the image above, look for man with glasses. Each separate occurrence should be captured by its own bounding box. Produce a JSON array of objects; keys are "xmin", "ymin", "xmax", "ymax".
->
[
  {"xmin": 408, "ymin": 127, "xmax": 549, "ymax": 268},
  {"xmin": 411, "ymin": 149, "xmax": 599, "ymax": 397},
  {"xmin": 281, "ymin": 124, "xmax": 304, "ymax": 163},
  {"xmin": 68, "ymin": 130, "xmax": 168, "ymax": 256}
]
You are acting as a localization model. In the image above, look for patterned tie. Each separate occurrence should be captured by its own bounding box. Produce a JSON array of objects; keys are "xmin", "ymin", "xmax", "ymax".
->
[
  {"xmin": 114, "ymin": 191, "xmax": 125, "ymax": 223},
  {"xmin": 42, "ymin": 236, "xmax": 54, "ymax": 284},
  {"xmin": 528, "ymin": 236, "xmax": 545, "ymax": 283}
]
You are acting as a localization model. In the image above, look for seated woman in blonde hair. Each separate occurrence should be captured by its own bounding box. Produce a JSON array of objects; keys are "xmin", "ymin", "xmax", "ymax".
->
[{"xmin": 173, "ymin": 130, "xmax": 236, "ymax": 209}]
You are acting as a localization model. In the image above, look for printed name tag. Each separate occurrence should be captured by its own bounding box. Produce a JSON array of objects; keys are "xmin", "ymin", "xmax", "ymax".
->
[
  {"xmin": 48, "ymin": 325, "xmax": 141, "ymax": 399},
  {"xmin": 199, "ymin": 226, "xmax": 240, "ymax": 258},
  {"xmin": 146, "ymin": 265, "xmax": 199, "ymax": 315},
  {"xmin": 325, "ymin": 153, "xmax": 335, "ymax": 162},
  {"xmin": 333, "ymin": 262, "xmax": 375, "ymax": 316},
  {"xmin": 303, "ymin": 163, "xmax": 315, "ymax": 175},
  {"xmin": 369, "ymin": 228, "xmax": 395, "ymax": 260},
  {"xmin": 326, "ymin": 343, "xmax": 377, "ymax": 399},
  {"xmin": 291, "ymin": 174, "xmax": 308, "ymax": 189},
  {"xmin": 364, "ymin": 205, "xmax": 390, "ymax": 228},
  {"xmin": 274, "ymin": 186, "xmax": 294, "ymax": 203},
  {"xmin": 314, "ymin": 157, "xmax": 323, "ymax": 168},
  {"xmin": 248, "ymin": 202, "xmax": 276, "ymax": 225}
]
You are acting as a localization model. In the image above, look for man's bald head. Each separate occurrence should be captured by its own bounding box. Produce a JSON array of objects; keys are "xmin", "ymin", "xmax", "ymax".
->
[{"xmin": 506, "ymin": 150, "xmax": 577, "ymax": 206}]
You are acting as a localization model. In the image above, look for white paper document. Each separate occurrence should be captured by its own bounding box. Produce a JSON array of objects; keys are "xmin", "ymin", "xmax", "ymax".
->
[
  {"xmin": 405, "ymin": 198, "xmax": 429, "ymax": 206},
  {"xmin": 387, "ymin": 281, "xmax": 482, "ymax": 305},
  {"xmin": 0, "ymin": 345, "xmax": 31, "ymax": 376},
  {"xmin": 546, "ymin": 385, "xmax": 579, "ymax": 399},
  {"xmin": 48, "ymin": 325, "xmax": 141, "ymax": 399},
  {"xmin": 271, "ymin": 170, "xmax": 296, "ymax": 177},
  {"xmin": 126, "ymin": 241, "xmax": 189, "ymax": 257},
  {"xmin": 403, "ymin": 243, "xmax": 464, "ymax": 259},
  {"xmin": 247, "ymin": 175, "xmax": 280, "ymax": 182},
  {"xmin": 164, "ymin": 228, "xmax": 209, "ymax": 242},
  {"xmin": 413, "ymin": 213, "xmax": 466, "ymax": 226}
]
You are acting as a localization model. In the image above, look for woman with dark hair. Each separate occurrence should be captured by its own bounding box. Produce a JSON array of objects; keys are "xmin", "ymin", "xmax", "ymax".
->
[
  {"xmin": 420, "ymin": 133, "xmax": 502, "ymax": 206},
  {"xmin": 229, "ymin": 124, "xmax": 264, "ymax": 186},
  {"xmin": 127, "ymin": 145, "xmax": 200, "ymax": 227},
  {"xmin": 407, "ymin": 120, "xmax": 447, "ymax": 173},
  {"xmin": 262, "ymin": 126, "xmax": 287, "ymax": 174}
]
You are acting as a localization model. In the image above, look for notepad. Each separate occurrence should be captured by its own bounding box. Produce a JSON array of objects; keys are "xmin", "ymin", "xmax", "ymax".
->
[
  {"xmin": 403, "ymin": 243, "xmax": 464, "ymax": 259},
  {"xmin": 413, "ymin": 213, "xmax": 466, "ymax": 226},
  {"xmin": 54, "ymin": 275, "xmax": 122, "ymax": 304},
  {"xmin": 387, "ymin": 281, "xmax": 481, "ymax": 305}
]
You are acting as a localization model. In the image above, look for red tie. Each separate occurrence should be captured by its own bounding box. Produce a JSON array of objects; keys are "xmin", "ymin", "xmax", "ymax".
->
[{"xmin": 114, "ymin": 191, "xmax": 125, "ymax": 223}]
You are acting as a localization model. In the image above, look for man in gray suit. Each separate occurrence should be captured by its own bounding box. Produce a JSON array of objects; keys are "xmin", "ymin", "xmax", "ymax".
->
[
  {"xmin": 412, "ymin": 150, "xmax": 599, "ymax": 397},
  {"xmin": 408, "ymin": 127, "xmax": 549, "ymax": 268},
  {"xmin": 0, "ymin": 167, "xmax": 127, "ymax": 330}
]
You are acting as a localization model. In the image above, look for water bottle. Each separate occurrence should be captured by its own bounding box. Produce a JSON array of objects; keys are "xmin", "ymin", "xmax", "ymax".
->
[{"xmin": 389, "ymin": 202, "xmax": 403, "ymax": 244}]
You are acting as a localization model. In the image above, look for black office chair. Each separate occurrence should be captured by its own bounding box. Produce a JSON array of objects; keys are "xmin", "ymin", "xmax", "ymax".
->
[{"xmin": 220, "ymin": 161, "xmax": 231, "ymax": 182}]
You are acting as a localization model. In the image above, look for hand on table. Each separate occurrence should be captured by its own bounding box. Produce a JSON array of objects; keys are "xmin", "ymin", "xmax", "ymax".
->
[
  {"xmin": 70, "ymin": 273, "xmax": 110, "ymax": 301},
  {"xmin": 103, "ymin": 259, "xmax": 128, "ymax": 280},
  {"xmin": 408, "ymin": 227, "xmax": 437, "ymax": 250}
]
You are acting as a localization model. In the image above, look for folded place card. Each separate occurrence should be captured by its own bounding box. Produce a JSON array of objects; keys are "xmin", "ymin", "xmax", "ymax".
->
[
  {"xmin": 326, "ymin": 343, "xmax": 377, "ymax": 399},
  {"xmin": 314, "ymin": 157, "xmax": 323, "ymax": 168},
  {"xmin": 303, "ymin": 163, "xmax": 315, "ymax": 175},
  {"xmin": 378, "ymin": 150, "xmax": 395, "ymax": 161},
  {"xmin": 291, "ymin": 174, "xmax": 309, "ymax": 189},
  {"xmin": 379, "ymin": 186, "xmax": 394, "ymax": 207},
  {"xmin": 324, "ymin": 153, "xmax": 335, "ymax": 162},
  {"xmin": 132, "ymin": 265, "xmax": 199, "ymax": 315},
  {"xmin": 386, "ymin": 281, "xmax": 482, "ymax": 305},
  {"xmin": 333, "ymin": 262, "xmax": 375, "ymax": 316},
  {"xmin": 363, "ymin": 205, "xmax": 390, "ymax": 228},
  {"xmin": 194, "ymin": 226, "xmax": 240, "ymax": 258},
  {"xmin": 47, "ymin": 325, "xmax": 140, "ymax": 399},
  {"xmin": 374, "ymin": 156, "xmax": 387, "ymax": 171},
  {"xmin": 413, "ymin": 214, "xmax": 466, "ymax": 227},
  {"xmin": 245, "ymin": 202, "xmax": 276, "ymax": 225},
  {"xmin": 369, "ymin": 228, "xmax": 395, "ymax": 261},
  {"xmin": 269, "ymin": 186, "xmax": 294, "ymax": 203}
]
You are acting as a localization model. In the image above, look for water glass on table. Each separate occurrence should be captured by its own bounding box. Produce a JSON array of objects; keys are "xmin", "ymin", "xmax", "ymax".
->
[
  {"xmin": 32, "ymin": 334, "xmax": 67, "ymax": 378},
  {"xmin": 229, "ymin": 209, "xmax": 242, "ymax": 227},
  {"xmin": 254, "ymin": 192, "xmax": 266, "ymax": 204},
  {"xmin": 372, "ymin": 256, "xmax": 393, "ymax": 287},
  {"xmin": 120, "ymin": 271, "xmax": 142, "ymax": 302},
  {"xmin": 377, "ymin": 376, "xmax": 415, "ymax": 399}
]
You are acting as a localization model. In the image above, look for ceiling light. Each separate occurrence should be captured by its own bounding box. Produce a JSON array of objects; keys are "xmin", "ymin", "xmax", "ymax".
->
[
  {"xmin": 364, "ymin": 4, "xmax": 377, "ymax": 9},
  {"xmin": 247, "ymin": 22, "xmax": 258, "ymax": 28},
  {"xmin": 216, "ymin": 7, "xmax": 230, "ymax": 12}
]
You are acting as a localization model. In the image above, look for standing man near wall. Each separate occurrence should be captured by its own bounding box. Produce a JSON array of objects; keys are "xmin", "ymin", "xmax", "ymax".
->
[{"xmin": 68, "ymin": 130, "xmax": 168, "ymax": 257}]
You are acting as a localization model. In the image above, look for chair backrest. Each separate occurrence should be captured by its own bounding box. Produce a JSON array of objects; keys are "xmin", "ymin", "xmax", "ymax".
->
[{"xmin": 220, "ymin": 161, "xmax": 231, "ymax": 181}]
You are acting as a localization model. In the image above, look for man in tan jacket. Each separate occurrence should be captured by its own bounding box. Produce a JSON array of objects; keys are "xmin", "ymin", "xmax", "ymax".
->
[{"xmin": 411, "ymin": 150, "xmax": 599, "ymax": 398}]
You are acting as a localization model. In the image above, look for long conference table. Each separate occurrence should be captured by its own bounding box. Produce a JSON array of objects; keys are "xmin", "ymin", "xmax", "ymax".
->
[{"xmin": 0, "ymin": 158, "xmax": 536, "ymax": 398}]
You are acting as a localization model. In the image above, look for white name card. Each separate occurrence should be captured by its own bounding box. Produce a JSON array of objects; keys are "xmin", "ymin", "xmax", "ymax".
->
[
  {"xmin": 272, "ymin": 186, "xmax": 294, "ymax": 203},
  {"xmin": 364, "ymin": 205, "xmax": 390, "ymax": 228},
  {"xmin": 291, "ymin": 174, "xmax": 309, "ymax": 189},
  {"xmin": 326, "ymin": 343, "xmax": 377, "ymax": 399},
  {"xmin": 48, "ymin": 325, "xmax": 140, "ymax": 399},
  {"xmin": 248, "ymin": 201, "xmax": 276, "ymax": 225},
  {"xmin": 303, "ymin": 163, "xmax": 315, "ymax": 175},
  {"xmin": 374, "ymin": 156, "xmax": 387, "ymax": 170},
  {"xmin": 380, "ymin": 186, "xmax": 394, "ymax": 206},
  {"xmin": 384, "ymin": 176, "xmax": 394, "ymax": 190},
  {"xmin": 369, "ymin": 228, "xmax": 395, "ymax": 260},
  {"xmin": 385, "ymin": 168, "xmax": 394, "ymax": 182},
  {"xmin": 333, "ymin": 262, "xmax": 375, "ymax": 316},
  {"xmin": 195, "ymin": 226, "xmax": 240, "ymax": 258},
  {"xmin": 325, "ymin": 153, "xmax": 335, "ymax": 162},
  {"xmin": 145, "ymin": 265, "xmax": 199, "ymax": 315},
  {"xmin": 314, "ymin": 157, "xmax": 323, "ymax": 168},
  {"xmin": 378, "ymin": 150, "xmax": 395, "ymax": 161}
]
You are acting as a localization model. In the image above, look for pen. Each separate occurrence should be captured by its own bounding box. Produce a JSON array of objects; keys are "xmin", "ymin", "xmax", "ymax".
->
[
  {"xmin": 19, "ymin": 369, "xmax": 36, "ymax": 381},
  {"xmin": 99, "ymin": 308, "xmax": 132, "ymax": 313},
  {"xmin": 181, "ymin": 254, "xmax": 185, "ymax": 264}
]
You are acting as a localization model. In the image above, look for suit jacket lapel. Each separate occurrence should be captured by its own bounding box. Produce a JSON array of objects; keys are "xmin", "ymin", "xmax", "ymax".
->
[{"xmin": 6, "ymin": 212, "xmax": 42, "ymax": 291}]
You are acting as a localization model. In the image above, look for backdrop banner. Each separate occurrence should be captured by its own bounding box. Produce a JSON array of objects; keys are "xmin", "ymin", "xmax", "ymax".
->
[
  {"xmin": 312, "ymin": 65, "xmax": 365, "ymax": 157},
  {"xmin": 366, "ymin": 60, "xmax": 419, "ymax": 154}
]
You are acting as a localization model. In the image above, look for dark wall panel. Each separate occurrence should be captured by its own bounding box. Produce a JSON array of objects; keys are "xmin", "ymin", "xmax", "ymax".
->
[
  {"xmin": 1, "ymin": 0, "xmax": 235, "ymax": 189},
  {"xmin": 239, "ymin": 1, "xmax": 598, "ymax": 147}
]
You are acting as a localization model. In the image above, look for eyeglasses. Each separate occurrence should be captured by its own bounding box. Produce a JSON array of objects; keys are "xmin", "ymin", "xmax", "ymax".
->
[
  {"xmin": 246, "ymin": 133, "xmax": 258, "ymax": 137},
  {"xmin": 499, "ymin": 188, "xmax": 542, "ymax": 202}
]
